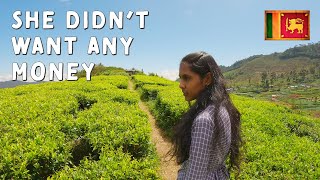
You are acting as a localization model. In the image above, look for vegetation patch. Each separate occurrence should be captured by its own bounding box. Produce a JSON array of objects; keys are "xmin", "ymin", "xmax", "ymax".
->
[
  {"xmin": 70, "ymin": 136, "xmax": 100, "ymax": 166},
  {"xmin": 134, "ymin": 75, "xmax": 320, "ymax": 179},
  {"xmin": 75, "ymin": 94, "xmax": 97, "ymax": 111}
]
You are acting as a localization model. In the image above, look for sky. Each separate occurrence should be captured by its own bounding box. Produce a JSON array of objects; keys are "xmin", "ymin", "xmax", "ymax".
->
[{"xmin": 0, "ymin": 0, "xmax": 319, "ymax": 81}]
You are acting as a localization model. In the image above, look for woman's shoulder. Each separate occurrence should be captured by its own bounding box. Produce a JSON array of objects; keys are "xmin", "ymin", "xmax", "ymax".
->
[
  {"xmin": 194, "ymin": 104, "xmax": 229, "ymax": 125},
  {"xmin": 197, "ymin": 104, "xmax": 214, "ymax": 116},
  {"xmin": 193, "ymin": 105, "xmax": 215, "ymax": 127}
]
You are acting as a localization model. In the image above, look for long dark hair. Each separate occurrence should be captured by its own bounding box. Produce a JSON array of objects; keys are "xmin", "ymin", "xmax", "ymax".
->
[{"xmin": 171, "ymin": 51, "xmax": 242, "ymax": 174}]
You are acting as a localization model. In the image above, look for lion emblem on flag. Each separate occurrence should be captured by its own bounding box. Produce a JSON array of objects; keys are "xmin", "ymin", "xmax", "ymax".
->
[{"xmin": 286, "ymin": 18, "xmax": 304, "ymax": 34}]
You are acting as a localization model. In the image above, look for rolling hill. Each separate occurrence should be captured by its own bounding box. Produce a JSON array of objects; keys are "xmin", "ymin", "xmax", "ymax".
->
[{"xmin": 221, "ymin": 42, "xmax": 320, "ymax": 87}]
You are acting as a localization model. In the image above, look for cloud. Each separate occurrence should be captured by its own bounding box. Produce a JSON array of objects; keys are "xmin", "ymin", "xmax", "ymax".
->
[
  {"xmin": 2, "ymin": 73, "xmax": 34, "ymax": 82},
  {"xmin": 157, "ymin": 69, "xmax": 179, "ymax": 81},
  {"xmin": 0, "ymin": 74, "xmax": 12, "ymax": 82}
]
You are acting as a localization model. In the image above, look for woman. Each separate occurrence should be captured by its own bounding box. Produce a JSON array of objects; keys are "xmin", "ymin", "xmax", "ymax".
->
[{"xmin": 172, "ymin": 51, "xmax": 242, "ymax": 179}]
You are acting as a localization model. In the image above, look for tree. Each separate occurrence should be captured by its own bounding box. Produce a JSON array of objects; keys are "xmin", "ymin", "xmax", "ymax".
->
[
  {"xmin": 261, "ymin": 72, "xmax": 269, "ymax": 89},
  {"xmin": 287, "ymin": 77, "xmax": 291, "ymax": 83},
  {"xmin": 309, "ymin": 67, "xmax": 315, "ymax": 75},
  {"xmin": 265, "ymin": 80, "xmax": 269, "ymax": 89},
  {"xmin": 291, "ymin": 70, "xmax": 297, "ymax": 83},
  {"xmin": 270, "ymin": 72, "xmax": 276, "ymax": 85},
  {"xmin": 298, "ymin": 69, "xmax": 307, "ymax": 82}
]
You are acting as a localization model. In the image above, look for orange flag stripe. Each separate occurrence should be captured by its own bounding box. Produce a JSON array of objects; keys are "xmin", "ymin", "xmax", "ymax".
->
[{"xmin": 272, "ymin": 12, "xmax": 280, "ymax": 39}]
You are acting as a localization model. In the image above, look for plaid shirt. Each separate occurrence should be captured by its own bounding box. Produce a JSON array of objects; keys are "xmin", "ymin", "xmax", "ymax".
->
[{"xmin": 177, "ymin": 104, "xmax": 231, "ymax": 180}]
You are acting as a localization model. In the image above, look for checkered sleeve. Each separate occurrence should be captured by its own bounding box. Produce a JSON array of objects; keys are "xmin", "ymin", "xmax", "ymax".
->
[{"xmin": 183, "ymin": 112, "xmax": 215, "ymax": 179}]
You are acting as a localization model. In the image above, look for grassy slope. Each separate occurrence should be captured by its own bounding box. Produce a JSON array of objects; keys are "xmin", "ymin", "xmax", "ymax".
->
[{"xmin": 224, "ymin": 55, "xmax": 319, "ymax": 86}]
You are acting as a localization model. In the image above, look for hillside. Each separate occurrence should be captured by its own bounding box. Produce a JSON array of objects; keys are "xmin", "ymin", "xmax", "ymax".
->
[{"xmin": 222, "ymin": 42, "xmax": 320, "ymax": 87}]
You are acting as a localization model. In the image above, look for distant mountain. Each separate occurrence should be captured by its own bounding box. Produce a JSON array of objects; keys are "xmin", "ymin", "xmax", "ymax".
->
[
  {"xmin": 0, "ymin": 81, "xmax": 42, "ymax": 88},
  {"xmin": 222, "ymin": 42, "xmax": 320, "ymax": 87}
]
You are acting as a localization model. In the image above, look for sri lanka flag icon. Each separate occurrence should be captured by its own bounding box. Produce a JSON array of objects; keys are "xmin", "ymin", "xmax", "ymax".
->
[{"xmin": 265, "ymin": 10, "xmax": 310, "ymax": 40}]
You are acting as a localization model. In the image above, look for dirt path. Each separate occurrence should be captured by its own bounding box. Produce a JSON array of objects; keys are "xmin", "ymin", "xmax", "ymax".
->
[{"xmin": 128, "ymin": 80, "xmax": 179, "ymax": 180}]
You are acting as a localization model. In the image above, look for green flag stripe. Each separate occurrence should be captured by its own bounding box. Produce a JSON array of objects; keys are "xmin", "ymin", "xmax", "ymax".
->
[{"xmin": 266, "ymin": 13, "xmax": 272, "ymax": 38}]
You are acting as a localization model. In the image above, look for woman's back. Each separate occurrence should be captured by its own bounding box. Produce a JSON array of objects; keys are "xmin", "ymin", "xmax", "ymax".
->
[{"xmin": 177, "ymin": 104, "xmax": 231, "ymax": 180}]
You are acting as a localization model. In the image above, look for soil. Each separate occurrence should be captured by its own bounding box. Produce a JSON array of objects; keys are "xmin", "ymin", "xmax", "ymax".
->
[{"xmin": 128, "ymin": 80, "xmax": 179, "ymax": 180}]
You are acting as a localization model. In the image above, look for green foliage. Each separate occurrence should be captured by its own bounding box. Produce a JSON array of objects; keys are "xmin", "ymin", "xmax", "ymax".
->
[
  {"xmin": 138, "ymin": 84, "xmax": 167, "ymax": 101},
  {"xmin": 154, "ymin": 88, "xmax": 189, "ymax": 135},
  {"xmin": 50, "ymin": 148, "xmax": 159, "ymax": 179},
  {"xmin": 133, "ymin": 75, "xmax": 175, "ymax": 89},
  {"xmin": 231, "ymin": 95, "xmax": 320, "ymax": 179},
  {"xmin": 0, "ymin": 75, "xmax": 159, "ymax": 179},
  {"xmin": 76, "ymin": 63, "xmax": 128, "ymax": 78},
  {"xmin": 2, "ymin": 71, "xmax": 319, "ymax": 179},
  {"xmin": 279, "ymin": 42, "xmax": 320, "ymax": 59},
  {"xmin": 133, "ymin": 75, "xmax": 188, "ymax": 137},
  {"xmin": 223, "ymin": 42, "xmax": 320, "ymax": 87},
  {"xmin": 224, "ymin": 54, "xmax": 264, "ymax": 72},
  {"xmin": 135, "ymin": 75, "xmax": 320, "ymax": 179}
]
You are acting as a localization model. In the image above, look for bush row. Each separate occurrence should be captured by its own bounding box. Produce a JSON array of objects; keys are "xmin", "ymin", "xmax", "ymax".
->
[
  {"xmin": 134, "ymin": 75, "xmax": 320, "ymax": 179},
  {"xmin": 133, "ymin": 75, "xmax": 188, "ymax": 137},
  {"xmin": 0, "ymin": 75, "xmax": 159, "ymax": 179}
]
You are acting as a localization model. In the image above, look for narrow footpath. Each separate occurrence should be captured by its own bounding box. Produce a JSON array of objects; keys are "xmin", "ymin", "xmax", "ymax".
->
[{"xmin": 128, "ymin": 80, "xmax": 179, "ymax": 180}]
